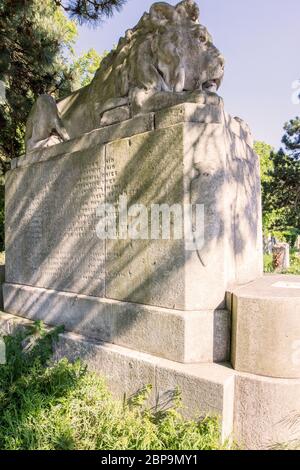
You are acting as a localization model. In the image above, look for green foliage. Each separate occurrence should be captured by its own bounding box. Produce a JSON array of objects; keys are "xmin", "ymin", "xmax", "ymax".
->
[
  {"xmin": 71, "ymin": 48, "xmax": 105, "ymax": 89},
  {"xmin": 0, "ymin": 0, "xmax": 79, "ymax": 165},
  {"xmin": 0, "ymin": 329, "xmax": 224, "ymax": 450},
  {"xmin": 255, "ymin": 116, "xmax": 300, "ymax": 239},
  {"xmin": 0, "ymin": 1, "xmax": 118, "ymax": 168},
  {"xmin": 0, "ymin": 178, "xmax": 4, "ymax": 252},
  {"xmin": 263, "ymin": 254, "xmax": 274, "ymax": 273},
  {"xmin": 263, "ymin": 119, "xmax": 300, "ymax": 233},
  {"xmin": 282, "ymin": 251, "xmax": 300, "ymax": 275},
  {"xmin": 57, "ymin": 0, "xmax": 127, "ymax": 26},
  {"xmin": 271, "ymin": 228, "xmax": 300, "ymax": 247},
  {"xmin": 254, "ymin": 141, "xmax": 274, "ymax": 184},
  {"xmin": 264, "ymin": 250, "xmax": 300, "ymax": 275},
  {"xmin": 254, "ymin": 141, "xmax": 275, "ymax": 233}
]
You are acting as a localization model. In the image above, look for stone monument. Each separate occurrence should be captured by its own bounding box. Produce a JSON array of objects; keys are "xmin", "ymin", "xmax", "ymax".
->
[{"xmin": 2, "ymin": 0, "xmax": 300, "ymax": 450}]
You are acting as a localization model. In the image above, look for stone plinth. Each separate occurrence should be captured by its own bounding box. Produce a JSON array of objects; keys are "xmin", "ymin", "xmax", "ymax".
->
[
  {"xmin": 230, "ymin": 275, "xmax": 300, "ymax": 378},
  {"xmin": 3, "ymin": 283, "xmax": 230, "ymax": 363},
  {"xmin": 4, "ymin": 101, "xmax": 262, "ymax": 363},
  {"xmin": 234, "ymin": 372, "xmax": 300, "ymax": 450}
]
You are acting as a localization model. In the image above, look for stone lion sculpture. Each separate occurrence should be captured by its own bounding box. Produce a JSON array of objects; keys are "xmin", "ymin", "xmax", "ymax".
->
[{"xmin": 25, "ymin": 0, "xmax": 225, "ymax": 152}]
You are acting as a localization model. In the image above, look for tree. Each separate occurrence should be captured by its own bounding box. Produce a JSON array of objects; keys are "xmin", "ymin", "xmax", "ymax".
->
[
  {"xmin": 0, "ymin": 0, "xmax": 78, "ymax": 167},
  {"xmin": 262, "ymin": 118, "xmax": 300, "ymax": 237},
  {"xmin": 0, "ymin": 0, "xmax": 123, "ymax": 168},
  {"xmin": 55, "ymin": 0, "xmax": 127, "ymax": 25},
  {"xmin": 254, "ymin": 141, "xmax": 274, "ymax": 232},
  {"xmin": 71, "ymin": 48, "xmax": 105, "ymax": 88},
  {"xmin": 254, "ymin": 141, "xmax": 273, "ymax": 185},
  {"xmin": 0, "ymin": 0, "xmax": 121, "ymax": 251}
]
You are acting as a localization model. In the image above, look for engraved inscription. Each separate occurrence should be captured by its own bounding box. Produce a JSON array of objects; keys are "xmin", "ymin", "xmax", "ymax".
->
[{"xmin": 6, "ymin": 147, "xmax": 106, "ymax": 297}]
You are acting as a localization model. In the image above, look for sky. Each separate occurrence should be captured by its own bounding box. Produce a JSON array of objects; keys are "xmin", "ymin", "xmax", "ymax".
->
[{"xmin": 74, "ymin": 0, "xmax": 300, "ymax": 150}]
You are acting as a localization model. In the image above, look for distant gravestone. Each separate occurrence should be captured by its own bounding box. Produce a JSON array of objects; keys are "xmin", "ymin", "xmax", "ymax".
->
[{"xmin": 273, "ymin": 243, "xmax": 290, "ymax": 271}]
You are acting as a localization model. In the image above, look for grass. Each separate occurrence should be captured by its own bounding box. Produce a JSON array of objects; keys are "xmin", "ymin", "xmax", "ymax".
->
[
  {"xmin": 0, "ymin": 324, "xmax": 225, "ymax": 450},
  {"xmin": 264, "ymin": 250, "xmax": 300, "ymax": 275}
]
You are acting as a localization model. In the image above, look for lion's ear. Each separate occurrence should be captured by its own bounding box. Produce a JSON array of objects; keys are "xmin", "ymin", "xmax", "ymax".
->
[{"xmin": 149, "ymin": 3, "xmax": 176, "ymax": 25}]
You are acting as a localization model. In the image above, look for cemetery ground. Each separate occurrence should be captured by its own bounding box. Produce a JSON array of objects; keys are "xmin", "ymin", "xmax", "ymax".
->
[{"xmin": 0, "ymin": 323, "xmax": 226, "ymax": 451}]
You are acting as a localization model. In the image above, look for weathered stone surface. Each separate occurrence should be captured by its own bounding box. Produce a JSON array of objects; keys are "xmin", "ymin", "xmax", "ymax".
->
[
  {"xmin": 132, "ymin": 89, "xmax": 217, "ymax": 115},
  {"xmin": 95, "ymin": 97, "xmax": 129, "ymax": 117},
  {"xmin": 221, "ymin": 121, "xmax": 263, "ymax": 283},
  {"xmin": 100, "ymin": 106, "xmax": 131, "ymax": 127},
  {"xmin": 26, "ymin": 94, "xmax": 69, "ymax": 153},
  {"xmin": 6, "ymin": 146, "xmax": 106, "ymax": 297},
  {"xmin": 54, "ymin": 332, "xmax": 157, "ymax": 402},
  {"xmin": 52, "ymin": 330, "xmax": 235, "ymax": 443},
  {"xmin": 0, "ymin": 311, "xmax": 233, "ymax": 444},
  {"xmin": 155, "ymin": 360, "xmax": 235, "ymax": 443},
  {"xmin": 234, "ymin": 372, "xmax": 300, "ymax": 450},
  {"xmin": 18, "ymin": 114, "xmax": 154, "ymax": 168},
  {"xmin": 0, "ymin": 311, "xmax": 38, "ymax": 336},
  {"xmin": 230, "ymin": 275, "xmax": 300, "ymax": 378},
  {"xmin": 226, "ymin": 114, "xmax": 254, "ymax": 149},
  {"xmin": 5, "ymin": 102, "xmax": 260, "ymax": 374},
  {"xmin": 105, "ymin": 125, "xmax": 187, "ymax": 309},
  {"xmin": 155, "ymin": 102, "xmax": 223, "ymax": 129},
  {"xmin": 10, "ymin": 158, "xmax": 18, "ymax": 170},
  {"xmin": 103, "ymin": 117, "xmax": 262, "ymax": 310},
  {"xmin": 3, "ymin": 283, "xmax": 230, "ymax": 363}
]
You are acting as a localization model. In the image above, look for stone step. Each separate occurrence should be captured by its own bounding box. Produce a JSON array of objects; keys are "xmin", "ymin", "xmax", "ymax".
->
[
  {"xmin": 3, "ymin": 283, "xmax": 230, "ymax": 364},
  {"xmin": 53, "ymin": 330, "xmax": 235, "ymax": 444},
  {"xmin": 0, "ymin": 310, "xmax": 235, "ymax": 444}
]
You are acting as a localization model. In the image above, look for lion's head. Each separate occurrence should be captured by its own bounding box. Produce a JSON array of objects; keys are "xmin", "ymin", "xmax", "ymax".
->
[{"xmin": 88, "ymin": 0, "xmax": 225, "ymax": 116}]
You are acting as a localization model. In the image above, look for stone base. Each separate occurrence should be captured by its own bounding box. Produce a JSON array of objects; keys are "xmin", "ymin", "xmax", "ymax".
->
[
  {"xmin": 0, "ymin": 311, "xmax": 234, "ymax": 444},
  {"xmin": 234, "ymin": 372, "xmax": 300, "ymax": 450},
  {"xmin": 53, "ymin": 331, "xmax": 235, "ymax": 445},
  {"xmin": 3, "ymin": 283, "xmax": 230, "ymax": 364},
  {"xmin": 1, "ymin": 311, "xmax": 300, "ymax": 450},
  {"xmin": 229, "ymin": 275, "xmax": 300, "ymax": 378}
]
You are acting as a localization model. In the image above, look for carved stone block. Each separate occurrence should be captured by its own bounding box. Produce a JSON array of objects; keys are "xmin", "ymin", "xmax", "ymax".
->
[{"xmin": 6, "ymin": 102, "xmax": 263, "ymax": 313}]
